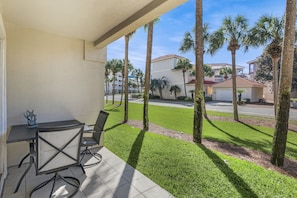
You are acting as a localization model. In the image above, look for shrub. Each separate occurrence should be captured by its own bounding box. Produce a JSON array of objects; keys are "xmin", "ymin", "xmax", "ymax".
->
[
  {"xmin": 244, "ymin": 98, "xmax": 250, "ymax": 103},
  {"xmin": 177, "ymin": 96, "xmax": 186, "ymax": 100},
  {"xmin": 184, "ymin": 97, "xmax": 192, "ymax": 101},
  {"xmin": 131, "ymin": 94, "xmax": 142, "ymax": 99},
  {"xmin": 205, "ymin": 96, "xmax": 212, "ymax": 101}
]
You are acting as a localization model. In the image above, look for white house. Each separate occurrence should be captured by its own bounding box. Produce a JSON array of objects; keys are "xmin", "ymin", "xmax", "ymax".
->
[
  {"xmin": 204, "ymin": 63, "xmax": 245, "ymax": 82},
  {"xmin": 151, "ymin": 54, "xmax": 195, "ymax": 99},
  {"xmin": 0, "ymin": 0, "xmax": 187, "ymax": 194},
  {"xmin": 212, "ymin": 76, "xmax": 265, "ymax": 102}
]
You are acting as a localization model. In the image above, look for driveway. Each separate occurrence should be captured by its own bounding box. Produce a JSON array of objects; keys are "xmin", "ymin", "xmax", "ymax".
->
[{"xmin": 111, "ymin": 94, "xmax": 297, "ymax": 120}]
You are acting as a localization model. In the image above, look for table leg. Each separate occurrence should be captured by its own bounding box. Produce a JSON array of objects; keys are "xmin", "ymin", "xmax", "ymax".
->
[{"xmin": 14, "ymin": 142, "xmax": 35, "ymax": 193}]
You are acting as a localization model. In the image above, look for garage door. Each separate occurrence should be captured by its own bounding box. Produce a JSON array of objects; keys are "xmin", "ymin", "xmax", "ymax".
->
[{"xmin": 215, "ymin": 89, "xmax": 232, "ymax": 101}]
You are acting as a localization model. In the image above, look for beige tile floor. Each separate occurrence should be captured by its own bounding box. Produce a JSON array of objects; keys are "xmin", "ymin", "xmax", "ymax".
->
[{"xmin": 2, "ymin": 147, "xmax": 174, "ymax": 198}]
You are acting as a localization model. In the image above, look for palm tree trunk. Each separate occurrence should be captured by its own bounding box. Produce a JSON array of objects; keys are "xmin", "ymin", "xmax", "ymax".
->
[
  {"xmin": 105, "ymin": 78, "xmax": 109, "ymax": 104},
  {"xmin": 119, "ymin": 69, "xmax": 124, "ymax": 106},
  {"xmin": 271, "ymin": 0, "xmax": 296, "ymax": 166},
  {"xmin": 143, "ymin": 21, "xmax": 154, "ymax": 131},
  {"xmin": 183, "ymin": 71, "xmax": 187, "ymax": 97},
  {"xmin": 231, "ymin": 50, "xmax": 239, "ymax": 121},
  {"xmin": 272, "ymin": 57, "xmax": 280, "ymax": 118},
  {"xmin": 112, "ymin": 74, "xmax": 116, "ymax": 104},
  {"xmin": 124, "ymin": 35, "xmax": 129, "ymax": 123},
  {"xmin": 193, "ymin": 0, "xmax": 203, "ymax": 143}
]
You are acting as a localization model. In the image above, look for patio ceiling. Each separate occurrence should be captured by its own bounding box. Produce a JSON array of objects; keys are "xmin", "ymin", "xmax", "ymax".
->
[{"xmin": 0, "ymin": 0, "xmax": 187, "ymax": 48}]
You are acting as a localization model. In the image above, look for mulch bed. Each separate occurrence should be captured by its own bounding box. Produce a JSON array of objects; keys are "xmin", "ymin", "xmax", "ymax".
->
[{"xmin": 127, "ymin": 117, "xmax": 297, "ymax": 179}]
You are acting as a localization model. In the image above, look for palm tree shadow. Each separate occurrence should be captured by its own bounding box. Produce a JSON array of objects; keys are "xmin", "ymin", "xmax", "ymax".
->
[
  {"xmin": 114, "ymin": 129, "xmax": 146, "ymax": 198},
  {"xmin": 198, "ymin": 144, "xmax": 258, "ymax": 197}
]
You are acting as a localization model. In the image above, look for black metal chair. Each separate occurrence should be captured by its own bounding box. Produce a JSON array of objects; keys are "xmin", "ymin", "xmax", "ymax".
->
[
  {"xmin": 30, "ymin": 123, "xmax": 84, "ymax": 198},
  {"xmin": 80, "ymin": 110, "xmax": 109, "ymax": 168}
]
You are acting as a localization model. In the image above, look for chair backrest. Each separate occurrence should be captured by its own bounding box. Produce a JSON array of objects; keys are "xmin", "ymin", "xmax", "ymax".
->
[
  {"xmin": 92, "ymin": 111, "xmax": 109, "ymax": 142},
  {"xmin": 36, "ymin": 123, "xmax": 84, "ymax": 175}
]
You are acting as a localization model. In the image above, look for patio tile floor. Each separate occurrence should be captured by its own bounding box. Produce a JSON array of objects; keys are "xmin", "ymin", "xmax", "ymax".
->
[{"xmin": 2, "ymin": 147, "xmax": 174, "ymax": 198}]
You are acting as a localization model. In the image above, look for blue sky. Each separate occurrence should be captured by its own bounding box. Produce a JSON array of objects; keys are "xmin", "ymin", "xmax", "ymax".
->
[{"xmin": 107, "ymin": 0, "xmax": 286, "ymax": 73}]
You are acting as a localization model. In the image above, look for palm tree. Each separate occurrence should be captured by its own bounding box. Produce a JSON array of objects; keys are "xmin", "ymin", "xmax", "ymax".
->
[
  {"xmin": 179, "ymin": 23, "xmax": 210, "ymax": 53},
  {"xmin": 248, "ymin": 15, "xmax": 284, "ymax": 117},
  {"xmin": 109, "ymin": 59, "xmax": 123, "ymax": 104},
  {"xmin": 124, "ymin": 31, "xmax": 136, "ymax": 123},
  {"xmin": 139, "ymin": 71, "xmax": 144, "ymax": 93},
  {"xmin": 169, "ymin": 85, "xmax": 181, "ymax": 100},
  {"xmin": 174, "ymin": 58, "xmax": 193, "ymax": 97},
  {"xmin": 143, "ymin": 18, "xmax": 159, "ymax": 131},
  {"xmin": 208, "ymin": 15, "xmax": 249, "ymax": 121},
  {"xmin": 193, "ymin": 0, "xmax": 204, "ymax": 143},
  {"xmin": 154, "ymin": 76, "xmax": 169, "ymax": 99},
  {"xmin": 104, "ymin": 61, "xmax": 112, "ymax": 104},
  {"xmin": 150, "ymin": 78, "xmax": 157, "ymax": 97},
  {"xmin": 203, "ymin": 64, "xmax": 215, "ymax": 78},
  {"xmin": 132, "ymin": 68, "xmax": 143, "ymax": 93},
  {"xmin": 271, "ymin": 0, "xmax": 296, "ymax": 166},
  {"xmin": 219, "ymin": 67, "xmax": 232, "ymax": 80}
]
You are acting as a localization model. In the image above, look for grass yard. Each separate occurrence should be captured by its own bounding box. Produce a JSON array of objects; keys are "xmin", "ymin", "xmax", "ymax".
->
[
  {"xmin": 105, "ymin": 102, "xmax": 297, "ymax": 160},
  {"xmin": 103, "ymin": 103, "xmax": 297, "ymax": 197}
]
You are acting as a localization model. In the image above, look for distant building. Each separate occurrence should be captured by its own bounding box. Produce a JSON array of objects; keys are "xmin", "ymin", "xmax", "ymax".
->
[
  {"xmin": 204, "ymin": 63, "xmax": 245, "ymax": 83},
  {"xmin": 151, "ymin": 54, "xmax": 246, "ymax": 100}
]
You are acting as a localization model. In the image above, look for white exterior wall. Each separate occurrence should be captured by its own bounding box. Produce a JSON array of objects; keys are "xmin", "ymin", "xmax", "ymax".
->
[
  {"xmin": 6, "ymin": 23, "xmax": 106, "ymax": 166},
  {"xmin": 151, "ymin": 58, "xmax": 193, "ymax": 99},
  {"xmin": 213, "ymin": 87, "xmax": 262, "ymax": 102}
]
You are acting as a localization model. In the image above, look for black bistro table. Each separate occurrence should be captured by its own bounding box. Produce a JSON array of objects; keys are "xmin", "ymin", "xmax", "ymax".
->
[{"xmin": 7, "ymin": 119, "xmax": 82, "ymax": 192}]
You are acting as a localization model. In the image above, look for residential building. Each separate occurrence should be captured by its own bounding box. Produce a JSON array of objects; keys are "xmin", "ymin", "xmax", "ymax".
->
[
  {"xmin": 212, "ymin": 76, "xmax": 265, "ymax": 102},
  {"xmin": 151, "ymin": 54, "xmax": 246, "ymax": 100},
  {"xmin": 204, "ymin": 63, "xmax": 245, "ymax": 82},
  {"xmin": 0, "ymin": 0, "xmax": 187, "ymax": 195},
  {"xmin": 151, "ymin": 54, "xmax": 194, "ymax": 99}
]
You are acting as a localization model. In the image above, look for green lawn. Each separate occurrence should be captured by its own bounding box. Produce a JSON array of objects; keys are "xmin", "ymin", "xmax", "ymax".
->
[
  {"xmin": 103, "ymin": 103, "xmax": 297, "ymax": 197},
  {"xmin": 105, "ymin": 102, "xmax": 297, "ymax": 160}
]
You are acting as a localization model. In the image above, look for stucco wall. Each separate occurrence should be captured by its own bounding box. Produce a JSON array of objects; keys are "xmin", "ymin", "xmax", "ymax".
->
[{"xmin": 6, "ymin": 23, "xmax": 106, "ymax": 166}]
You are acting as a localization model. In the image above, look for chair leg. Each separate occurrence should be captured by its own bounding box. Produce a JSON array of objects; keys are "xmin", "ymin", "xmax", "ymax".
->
[
  {"xmin": 30, "ymin": 173, "xmax": 80, "ymax": 198},
  {"xmin": 80, "ymin": 147, "xmax": 102, "ymax": 167},
  {"xmin": 18, "ymin": 153, "xmax": 30, "ymax": 168}
]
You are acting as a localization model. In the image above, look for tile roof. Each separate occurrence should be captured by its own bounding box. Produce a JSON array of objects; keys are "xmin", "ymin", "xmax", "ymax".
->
[
  {"xmin": 212, "ymin": 76, "xmax": 265, "ymax": 88},
  {"xmin": 186, "ymin": 79, "xmax": 216, "ymax": 85}
]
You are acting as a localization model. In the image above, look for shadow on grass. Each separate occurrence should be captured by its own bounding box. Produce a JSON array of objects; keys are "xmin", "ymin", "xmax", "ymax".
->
[
  {"xmin": 104, "ymin": 123, "xmax": 123, "ymax": 132},
  {"xmin": 114, "ymin": 129, "xmax": 145, "ymax": 197},
  {"xmin": 198, "ymin": 144, "xmax": 258, "ymax": 198},
  {"xmin": 205, "ymin": 118, "xmax": 271, "ymax": 154},
  {"xmin": 238, "ymin": 120, "xmax": 297, "ymax": 149}
]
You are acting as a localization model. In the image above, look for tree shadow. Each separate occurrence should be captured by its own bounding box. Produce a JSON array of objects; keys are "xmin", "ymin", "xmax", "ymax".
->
[
  {"xmin": 205, "ymin": 117, "xmax": 271, "ymax": 154},
  {"xmin": 104, "ymin": 123, "xmax": 123, "ymax": 132},
  {"xmin": 238, "ymin": 120, "xmax": 297, "ymax": 148},
  {"xmin": 198, "ymin": 144, "xmax": 258, "ymax": 198},
  {"xmin": 114, "ymin": 129, "xmax": 145, "ymax": 198}
]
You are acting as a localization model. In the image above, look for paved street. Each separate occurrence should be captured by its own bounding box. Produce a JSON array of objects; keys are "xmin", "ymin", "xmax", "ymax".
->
[{"xmin": 111, "ymin": 94, "xmax": 297, "ymax": 120}]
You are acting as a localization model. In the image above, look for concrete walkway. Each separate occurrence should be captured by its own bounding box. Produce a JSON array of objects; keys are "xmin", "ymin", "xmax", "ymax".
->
[{"xmin": 3, "ymin": 147, "xmax": 174, "ymax": 198}]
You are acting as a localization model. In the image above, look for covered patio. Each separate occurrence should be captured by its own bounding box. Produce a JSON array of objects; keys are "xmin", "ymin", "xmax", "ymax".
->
[
  {"xmin": 0, "ymin": 0, "xmax": 187, "ymax": 197},
  {"xmin": 3, "ymin": 147, "xmax": 173, "ymax": 197}
]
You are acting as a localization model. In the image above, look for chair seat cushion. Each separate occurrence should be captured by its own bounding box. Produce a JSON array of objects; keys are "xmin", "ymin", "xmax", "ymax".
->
[{"xmin": 81, "ymin": 137, "xmax": 97, "ymax": 146}]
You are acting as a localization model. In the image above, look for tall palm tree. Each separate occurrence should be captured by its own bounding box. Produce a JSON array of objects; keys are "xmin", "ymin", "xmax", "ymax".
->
[
  {"xmin": 139, "ymin": 71, "xmax": 144, "ymax": 93},
  {"xmin": 179, "ymin": 23, "xmax": 210, "ymax": 53},
  {"xmin": 132, "ymin": 68, "xmax": 143, "ymax": 93},
  {"xmin": 208, "ymin": 15, "xmax": 249, "ymax": 121},
  {"xmin": 249, "ymin": 15, "xmax": 284, "ymax": 117},
  {"xmin": 179, "ymin": 25, "xmax": 210, "ymax": 118},
  {"xmin": 124, "ymin": 31, "xmax": 136, "ymax": 123},
  {"xmin": 174, "ymin": 58, "xmax": 193, "ymax": 97},
  {"xmin": 271, "ymin": 0, "xmax": 296, "ymax": 166},
  {"xmin": 104, "ymin": 61, "xmax": 112, "ymax": 104},
  {"xmin": 193, "ymin": 0, "xmax": 204, "ymax": 143},
  {"xmin": 109, "ymin": 59, "xmax": 123, "ymax": 104},
  {"xmin": 119, "ymin": 59, "xmax": 133, "ymax": 106},
  {"xmin": 154, "ymin": 76, "xmax": 169, "ymax": 99},
  {"xmin": 143, "ymin": 18, "xmax": 159, "ymax": 131}
]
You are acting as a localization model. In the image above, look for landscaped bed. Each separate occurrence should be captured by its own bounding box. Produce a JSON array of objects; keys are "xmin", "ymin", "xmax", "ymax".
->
[{"xmin": 104, "ymin": 102, "xmax": 297, "ymax": 197}]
